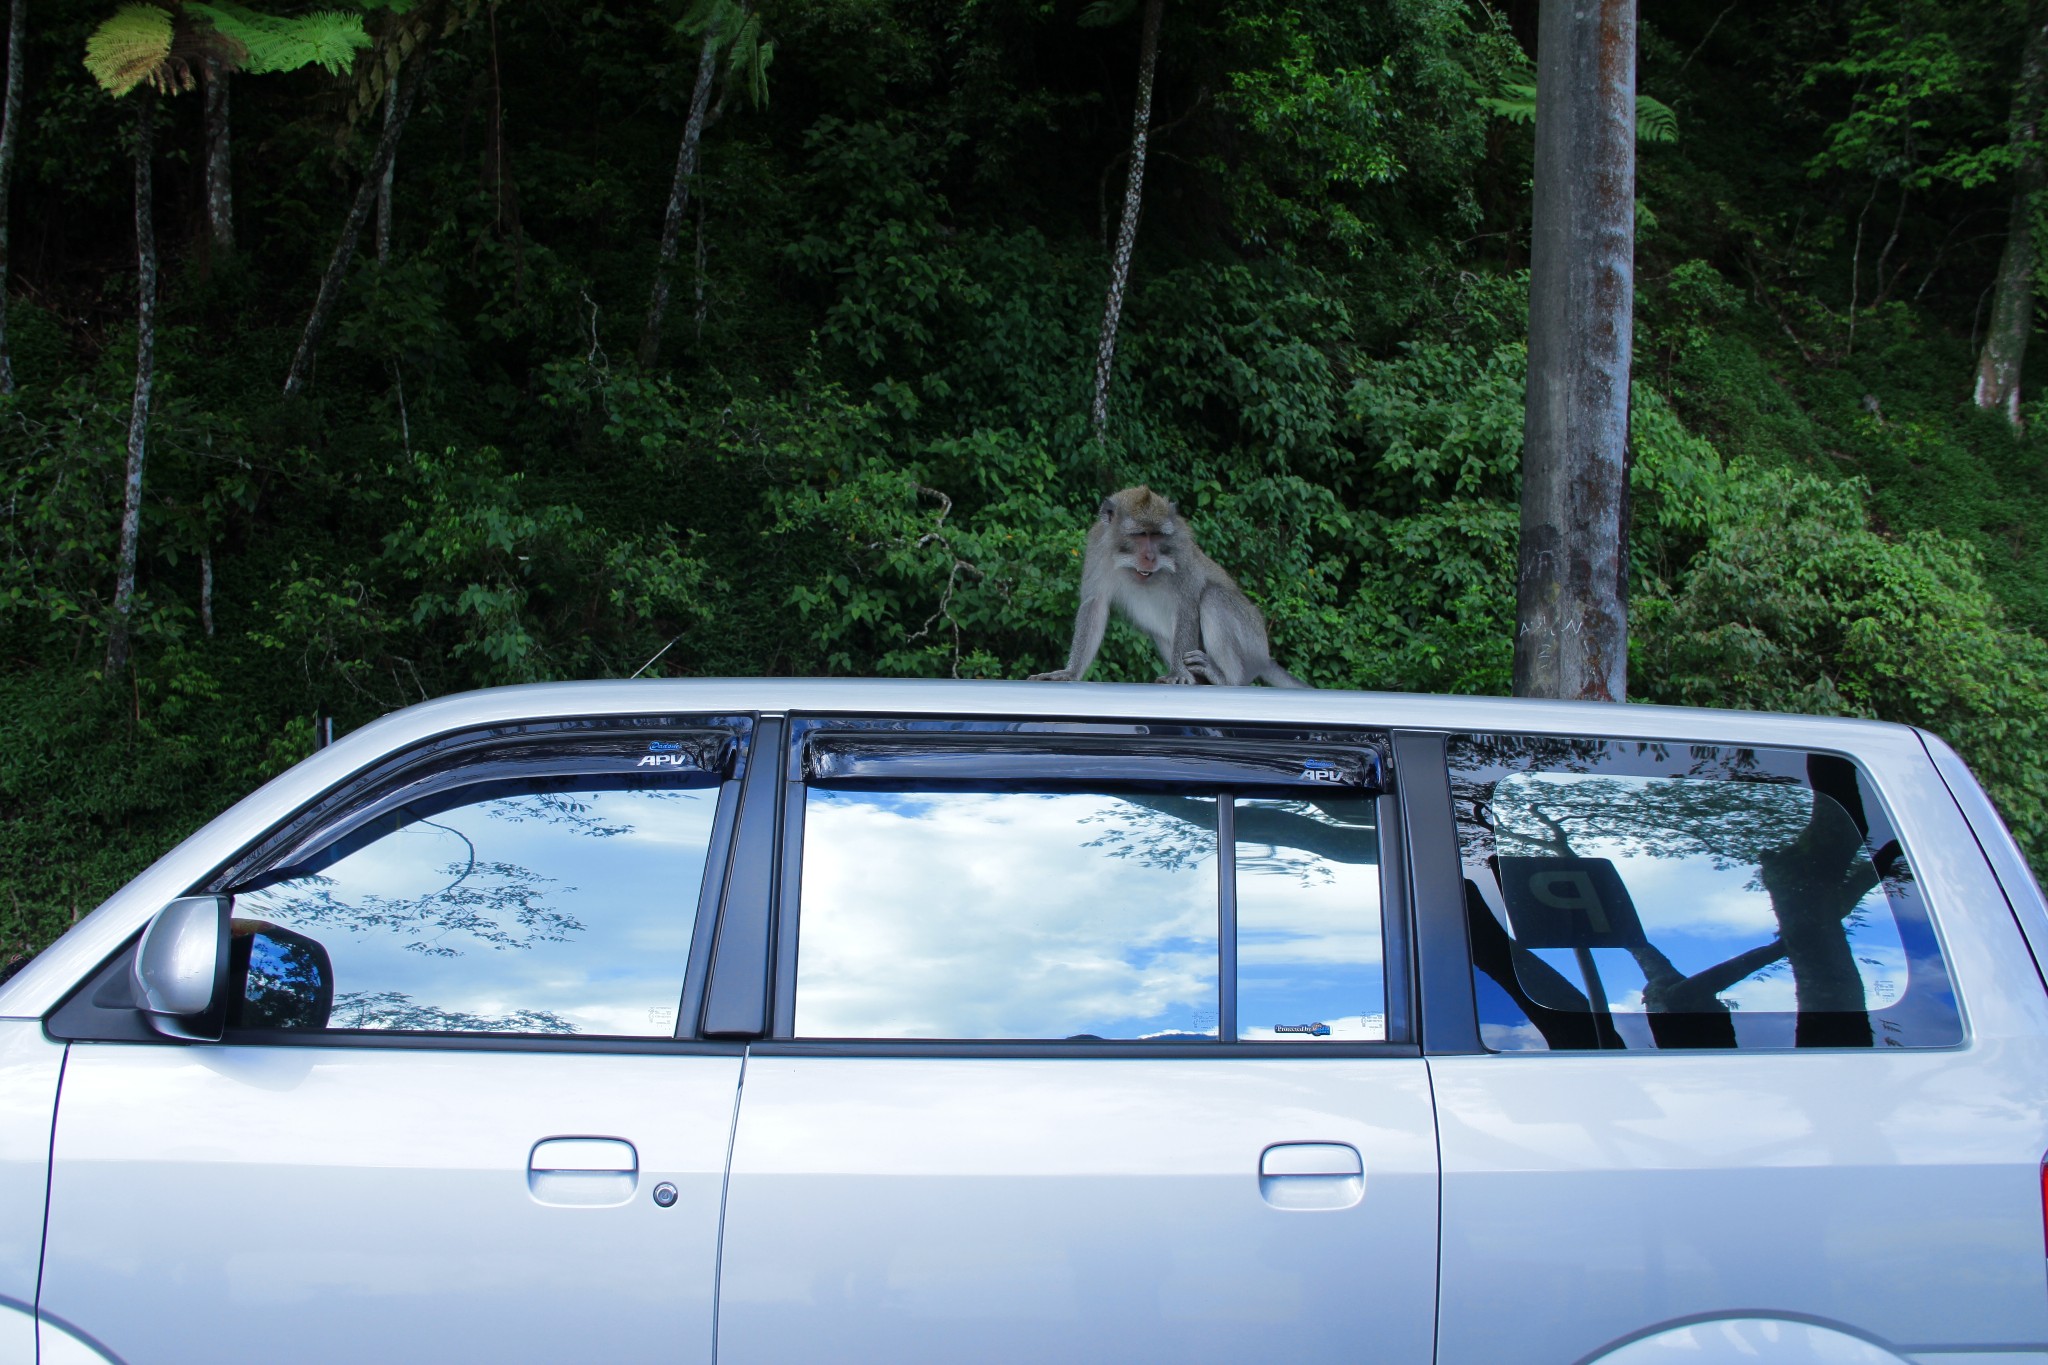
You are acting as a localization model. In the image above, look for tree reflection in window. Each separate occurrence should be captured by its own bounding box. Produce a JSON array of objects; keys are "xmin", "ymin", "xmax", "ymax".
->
[
  {"xmin": 231, "ymin": 777, "xmax": 718, "ymax": 1038},
  {"xmin": 329, "ymin": 990, "xmax": 577, "ymax": 1035},
  {"xmin": 1452, "ymin": 736, "xmax": 1954, "ymax": 1051}
]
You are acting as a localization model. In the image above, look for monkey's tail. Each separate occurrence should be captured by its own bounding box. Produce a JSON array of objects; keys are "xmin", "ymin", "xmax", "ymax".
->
[{"xmin": 1259, "ymin": 662, "xmax": 1313, "ymax": 689}]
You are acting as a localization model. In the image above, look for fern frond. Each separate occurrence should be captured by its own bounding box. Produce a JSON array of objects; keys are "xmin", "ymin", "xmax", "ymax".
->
[
  {"xmin": 1078, "ymin": 0, "xmax": 1137, "ymax": 28},
  {"xmin": 84, "ymin": 4, "xmax": 173, "ymax": 97},
  {"xmin": 1481, "ymin": 67, "xmax": 1680, "ymax": 145},
  {"xmin": 679, "ymin": 0, "xmax": 741, "ymax": 40},
  {"xmin": 1636, "ymin": 94, "xmax": 1679, "ymax": 144},
  {"xmin": 185, "ymin": 2, "xmax": 369, "ymax": 77},
  {"xmin": 1480, "ymin": 82, "xmax": 1538, "ymax": 125}
]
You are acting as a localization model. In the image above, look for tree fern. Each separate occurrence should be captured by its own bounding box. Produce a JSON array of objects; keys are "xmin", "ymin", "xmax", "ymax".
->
[
  {"xmin": 185, "ymin": 2, "xmax": 369, "ymax": 77},
  {"xmin": 84, "ymin": 4, "xmax": 175, "ymax": 96},
  {"xmin": 679, "ymin": 0, "xmax": 773, "ymax": 107}
]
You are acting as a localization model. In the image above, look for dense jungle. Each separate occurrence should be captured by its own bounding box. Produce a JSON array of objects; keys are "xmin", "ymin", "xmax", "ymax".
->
[{"xmin": 3, "ymin": 0, "xmax": 2047, "ymax": 957}]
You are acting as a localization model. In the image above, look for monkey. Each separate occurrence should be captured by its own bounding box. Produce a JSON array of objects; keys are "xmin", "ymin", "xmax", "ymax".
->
[{"xmin": 1028, "ymin": 486, "xmax": 1310, "ymax": 688}]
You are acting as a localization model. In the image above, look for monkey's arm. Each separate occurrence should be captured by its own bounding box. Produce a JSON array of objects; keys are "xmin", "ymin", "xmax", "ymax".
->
[
  {"xmin": 1157, "ymin": 585, "xmax": 1204, "ymax": 684},
  {"xmin": 1028, "ymin": 593, "xmax": 1110, "ymax": 682}
]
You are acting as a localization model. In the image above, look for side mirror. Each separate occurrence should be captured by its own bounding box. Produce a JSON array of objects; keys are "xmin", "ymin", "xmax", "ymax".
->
[{"xmin": 132, "ymin": 896, "xmax": 230, "ymax": 1041}]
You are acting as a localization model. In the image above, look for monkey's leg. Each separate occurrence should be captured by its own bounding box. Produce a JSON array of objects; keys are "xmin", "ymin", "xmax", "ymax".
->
[{"xmin": 1156, "ymin": 613, "xmax": 1203, "ymax": 684}]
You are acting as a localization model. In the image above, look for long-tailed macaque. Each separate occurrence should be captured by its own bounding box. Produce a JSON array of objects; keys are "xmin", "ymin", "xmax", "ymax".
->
[{"xmin": 1028, "ymin": 486, "xmax": 1310, "ymax": 687}]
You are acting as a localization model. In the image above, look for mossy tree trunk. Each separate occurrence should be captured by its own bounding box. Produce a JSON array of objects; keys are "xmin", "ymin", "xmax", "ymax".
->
[
  {"xmin": 107, "ymin": 94, "xmax": 156, "ymax": 674},
  {"xmin": 1514, "ymin": 0, "xmax": 1636, "ymax": 703},
  {"xmin": 1973, "ymin": 4, "xmax": 2048, "ymax": 426}
]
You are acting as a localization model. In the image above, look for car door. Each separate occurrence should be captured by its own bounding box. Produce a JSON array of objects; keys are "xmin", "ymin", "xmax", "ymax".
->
[
  {"xmin": 1418, "ymin": 725, "xmax": 2048, "ymax": 1364},
  {"xmin": 37, "ymin": 718, "xmax": 760, "ymax": 1365},
  {"xmin": 712, "ymin": 719, "xmax": 1440, "ymax": 1365}
]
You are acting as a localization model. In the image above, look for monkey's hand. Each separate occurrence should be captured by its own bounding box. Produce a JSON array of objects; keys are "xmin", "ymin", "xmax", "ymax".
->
[
  {"xmin": 1156, "ymin": 667, "xmax": 1199, "ymax": 685},
  {"xmin": 1027, "ymin": 668, "xmax": 1080, "ymax": 682},
  {"xmin": 1182, "ymin": 650, "xmax": 1223, "ymax": 685}
]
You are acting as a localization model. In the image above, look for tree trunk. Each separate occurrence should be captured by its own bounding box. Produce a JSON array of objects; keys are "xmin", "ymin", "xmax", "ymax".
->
[
  {"xmin": 1513, "ymin": 0, "xmax": 1636, "ymax": 704},
  {"xmin": 107, "ymin": 95, "xmax": 156, "ymax": 675},
  {"xmin": 0, "ymin": 0, "xmax": 27, "ymax": 396},
  {"xmin": 1973, "ymin": 6, "xmax": 2048, "ymax": 425},
  {"xmin": 202, "ymin": 56, "xmax": 233, "ymax": 260},
  {"xmin": 283, "ymin": 48, "xmax": 432, "ymax": 399},
  {"xmin": 375, "ymin": 74, "xmax": 397, "ymax": 265},
  {"xmin": 1089, "ymin": 0, "xmax": 1164, "ymax": 441},
  {"xmin": 638, "ymin": 28, "xmax": 721, "ymax": 370}
]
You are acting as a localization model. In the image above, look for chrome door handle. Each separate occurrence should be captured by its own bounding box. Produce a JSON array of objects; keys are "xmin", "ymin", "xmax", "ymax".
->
[
  {"xmin": 528, "ymin": 1136, "xmax": 638, "ymax": 1207},
  {"xmin": 1259, "ymin": 1142, "xmax": 1364, "ymax": 1210}
]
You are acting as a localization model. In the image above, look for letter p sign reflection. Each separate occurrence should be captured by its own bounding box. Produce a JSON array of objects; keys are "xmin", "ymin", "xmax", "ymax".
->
[
  {"xmin": 1497, "ymin": 856, "xmax": 1644, "ymax": 948},
  {"xmin": 1528, "ymin": 871, "xmax": 1610, "ymax": 934}
]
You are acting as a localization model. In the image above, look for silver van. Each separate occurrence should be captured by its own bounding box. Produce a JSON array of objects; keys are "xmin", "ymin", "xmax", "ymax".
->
[{"xmin": 2, "ymin": 678, "xmax": 2043, "ymax": 1365}]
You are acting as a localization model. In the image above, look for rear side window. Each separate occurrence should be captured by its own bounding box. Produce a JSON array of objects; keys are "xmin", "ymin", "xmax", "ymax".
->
[
  {"xmin": 228, "ymin": 772, "xmax": 722, "ymax": 1038},
  {"xmin": 791, "ymin": 766, "xmax": 1387, "ymax": 1043},
  {"xmin": 1449, "ymin": 735, "xmax": 1960, "ymax": 1051}
]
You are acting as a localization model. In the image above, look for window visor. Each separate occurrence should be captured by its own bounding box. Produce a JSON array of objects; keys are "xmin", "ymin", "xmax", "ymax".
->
[{"xmin": 801, "ymin": 732, "xmax": 1384, "ymax": 791}]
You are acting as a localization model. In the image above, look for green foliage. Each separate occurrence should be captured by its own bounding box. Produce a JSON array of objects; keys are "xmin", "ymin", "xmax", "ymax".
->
[
  {"xmin": 82, "ymin": 3, "xmax": 173, "ymax": 95},
  {"xmin": 1481, "ymin": 64, "xmax": 1681, "ymax": 144},
  {"xmin": 1636, "ymin": 465, "xmax": 2048, "ymax": 855},
  {"xmin": 17, "ymin": 0, "xmax": 2048, "ymax": 958},
  {"xmin": 681, "ymin": 0, "xmax": 774, "ymax": 108},
  {"xmin": 83, "ymin": 0, "xmax": 369, "ymax": 96},
  {"xmin": 184, "ymin": 3, "xmax": 370, "ymax": 77}
]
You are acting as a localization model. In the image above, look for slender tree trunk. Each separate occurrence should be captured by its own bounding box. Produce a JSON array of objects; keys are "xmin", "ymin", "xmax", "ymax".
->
[
  {"xmin": 107, "ymin": 95, "xmax": 156, "ymax": 675},
  {"xmin": 638, "ymin": 28, "xmax": 721, "ymax": 370},
  {"xmin": 1089, "ymin": 0, "xmax": 1164, "ymax": 440},
  {"xmin": 1973, "ymin": 6, "xmax": 2048, "ymax": 426},
  {"xmin": 283, "ymin": 48, "xmax": 432, "ymax": 399},
  {"xmin": 202, "ymin": 56, "xmax": 233, "ymax": 260},
  {"xmin": 0, "ymin": 0, "xmax": 27, "ymax": 396},
  {"xmin": 375, "ymin": 72, "xmax": 398, "ymax": 264},
  {"xmin": 1513, "ymin": 0, "xmax": 1636, "ymax": 703}
]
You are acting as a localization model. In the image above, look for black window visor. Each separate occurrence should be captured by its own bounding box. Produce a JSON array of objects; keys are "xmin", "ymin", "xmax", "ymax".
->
[
  {"xmin": 227, "ymin": 728, "xmax": 738, "ymax": 893},
  {"xmin": 801, "ymin": 732, "xmax": 1384, "ymax": 791}
]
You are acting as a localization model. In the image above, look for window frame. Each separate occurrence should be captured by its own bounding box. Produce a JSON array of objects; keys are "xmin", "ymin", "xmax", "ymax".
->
[
  {"xmin": 759, "ymin": 715, "xmax": 1417, "ymax": 1058},
  {"xmin": 46, "ymin": 716, "xmax": 757, "ymax": 1052}
]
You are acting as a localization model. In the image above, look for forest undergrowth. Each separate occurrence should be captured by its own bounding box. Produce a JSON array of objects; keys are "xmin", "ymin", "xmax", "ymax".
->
[{"xmin": 4, "ymin": 0, "xmax": 2048, "ymax": 954}]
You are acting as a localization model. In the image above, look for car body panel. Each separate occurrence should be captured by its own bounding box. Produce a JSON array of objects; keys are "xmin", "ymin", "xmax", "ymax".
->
[
  {"xmin": 0, "ymin": 1021, "xmax": 62, "ymax": 1331},
  {"xmin": 3, "ymin": 680, "xmax": 2039, "ymax": 1363},
  {"xmin": 716, "ymin": 1055, "xmax": 1439, "ymax": 1365},
  {"xmin": 38, "ymin": 1043, "xmax": 740, "ymax": 1365}
]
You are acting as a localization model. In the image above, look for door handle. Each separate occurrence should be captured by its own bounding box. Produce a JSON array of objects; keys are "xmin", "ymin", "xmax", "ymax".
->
[
  {"xmin": 528, "ymin": 1137, "xmax": 638, "ymax": 1207},
  {"xmin": 1259, "ymin": 1141, "xmax": 1364, "ymax": 1210}
]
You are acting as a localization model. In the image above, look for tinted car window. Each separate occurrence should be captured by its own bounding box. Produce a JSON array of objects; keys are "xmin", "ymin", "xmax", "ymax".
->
[
  {"xmin": 1449, "ymin": 735, "xmax": 1961, "ymax": 1051},
  {"xmin": 228, "ymin": 774, "xmax": 720, "ymax": 1037}
]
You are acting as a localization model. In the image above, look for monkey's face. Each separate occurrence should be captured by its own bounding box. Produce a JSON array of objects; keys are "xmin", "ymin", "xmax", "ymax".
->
[{"xmin": 1114, "ymin": 526, "xmax": 1178, "ymax": 581}]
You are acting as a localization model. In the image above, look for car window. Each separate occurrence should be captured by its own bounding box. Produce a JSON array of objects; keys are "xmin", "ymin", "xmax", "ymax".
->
[
  {"xmin": 228, "ymin": 773, "xmax": 721, "ymax": 1038},
  {"xmin": 1235, "ymin": 796, "xmax": 1385, "ymax": 1041},
  {"xmin": 1449, "ymin": 735, "xmax": 1961, "ymax": 1051},
  {"xmin": 792, "ymin": 785, "xmax": 1386, "ymax": 1042}
]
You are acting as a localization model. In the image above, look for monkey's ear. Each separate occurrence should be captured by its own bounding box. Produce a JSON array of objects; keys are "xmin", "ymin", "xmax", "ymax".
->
[{"xmin": 1098, "ymin": 499, "xmax": 1117, "ymax": 522}]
